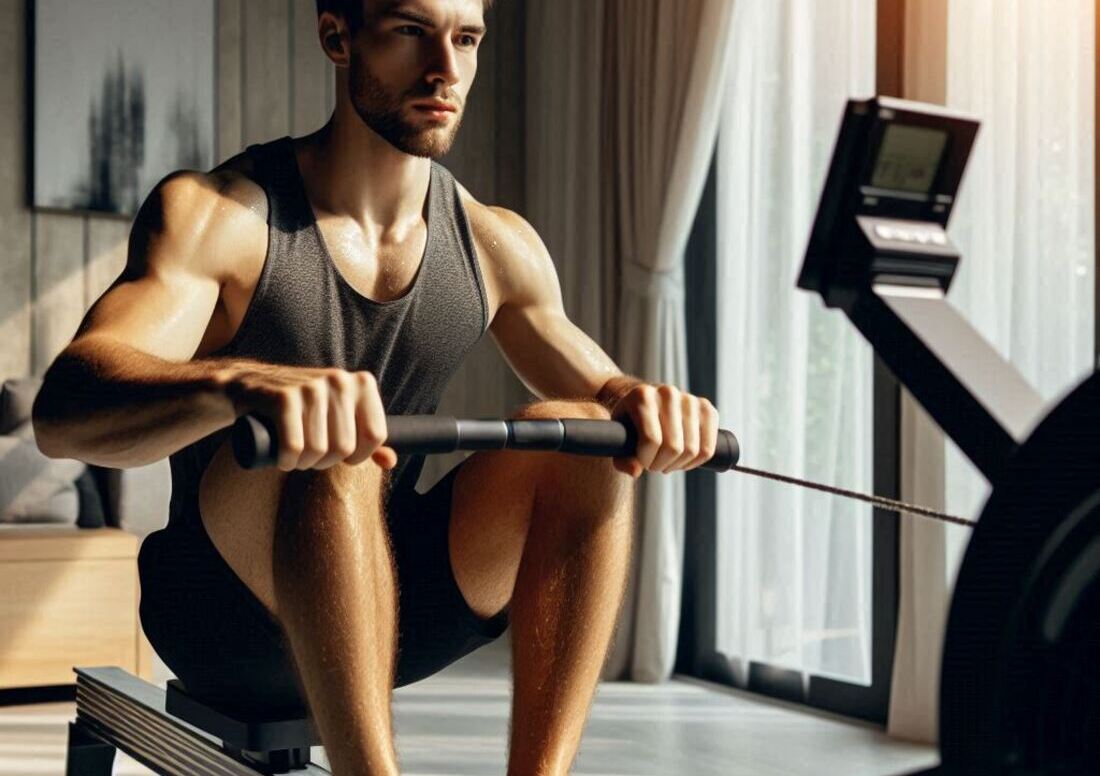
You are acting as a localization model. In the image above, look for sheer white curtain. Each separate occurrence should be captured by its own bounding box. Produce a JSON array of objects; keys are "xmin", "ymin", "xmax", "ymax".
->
[
  {"xmin": 888, "ymin": 0, "xmax": 1095, "ymax": 743},
  {"xmin": 524, "ymin": 1, "xmax": 736, "ymax": 682},
  {"xmin": 943, "ymin": 0, "xmax": 1096, "ymax": 578},
  {"xmin": 600, "ymin": 0, "xmax": 736, "ymax": 682},
  {"xmin": 715, "ymin": 1, "xmax": 877, "ymax": 684}
]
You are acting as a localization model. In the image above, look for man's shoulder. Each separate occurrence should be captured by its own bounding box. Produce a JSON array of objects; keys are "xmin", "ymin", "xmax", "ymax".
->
[
  {"xmin": 453, "ymin": 181, "xmax": 545, "ymax": 261},
  {"xmin": 132, "ymin": 158, "xmax": 268, "ymax": 282},
  {"xmin": 453, "ymin": 180, "xmax": 560, "ymax": 310},
  {"xmin": 152, "ymin": 153, "xmax": 266, "ymax": 229}
]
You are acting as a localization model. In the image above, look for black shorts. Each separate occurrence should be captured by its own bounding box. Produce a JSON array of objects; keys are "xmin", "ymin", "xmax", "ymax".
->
[{"xmin": 137, "ymin": 461, "xmax": 509, "ymax": 716}]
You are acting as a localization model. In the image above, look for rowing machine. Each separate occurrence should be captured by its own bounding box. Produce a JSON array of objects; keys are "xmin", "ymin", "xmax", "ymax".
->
[{"xmin": 799, "ymin": 95, "xmax": 1099, "ymax": 775}]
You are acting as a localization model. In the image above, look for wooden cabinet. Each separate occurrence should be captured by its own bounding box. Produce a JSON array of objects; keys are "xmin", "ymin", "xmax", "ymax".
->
[{"xmin": 0, "ymin": 527, "xmax": 152, "ymax": 689}]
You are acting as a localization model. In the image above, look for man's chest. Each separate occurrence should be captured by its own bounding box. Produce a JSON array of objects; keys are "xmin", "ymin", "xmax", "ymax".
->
[
  {"xmin": 203, "ymin": 206, "xmax": 504, "ymax": 358},
  {"xmin": 316, "ymin": 218, "xmax": 503, "ymax": 317},
  {"xmin": 315, "ymin": 218, "xmax": 427, "ymax": 304}
]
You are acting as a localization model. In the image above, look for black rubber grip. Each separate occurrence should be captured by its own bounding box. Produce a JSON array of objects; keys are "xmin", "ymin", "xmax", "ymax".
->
[
  {"xmin": 231, "ymin": 413, "xmax": 740, "ymax": 471},
  {"xmin": 384, "ymin": 415, "xmax": 461, "ymax": 453},
  {"xmin": 712, "ymin": 428, "xmax": 740, "ymax": 471},
  {"xmin": 560, "ymin": 419, "xmax": 738, "ymax": 470},
  {"xmin": 231, "ymin": 414, "xmax": 277, "ymax": 472}
]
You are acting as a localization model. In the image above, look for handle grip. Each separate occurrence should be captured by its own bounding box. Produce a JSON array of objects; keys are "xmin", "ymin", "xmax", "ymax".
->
[{"xmin": 231, "ymin": 414, "xmax": 740, "ymax": 473}]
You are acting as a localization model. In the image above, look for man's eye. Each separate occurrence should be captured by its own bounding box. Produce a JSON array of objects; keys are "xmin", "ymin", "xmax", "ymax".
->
[
  {"xmin": 458, "ymin": 34, "xmax": 478, "ymax": 47},
  {"xmin": 396, "ymin": 25, "xmax": 424, "ymax": 36}
]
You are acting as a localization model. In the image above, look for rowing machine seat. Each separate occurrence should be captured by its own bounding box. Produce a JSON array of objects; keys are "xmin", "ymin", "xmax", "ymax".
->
[{"xmin": 165, "ymin": 678, "xmax": 320, "ymax": 772}]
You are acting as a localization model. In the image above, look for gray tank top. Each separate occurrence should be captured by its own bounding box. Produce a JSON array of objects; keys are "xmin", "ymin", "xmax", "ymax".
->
[{"xmin": 165, "ymin": 136, "xmax": 489, "ymax": 528}]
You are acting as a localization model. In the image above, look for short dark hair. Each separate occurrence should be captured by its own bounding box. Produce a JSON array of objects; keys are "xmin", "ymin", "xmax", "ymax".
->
[{"xmin": 315, "ymin": 0, "xmax": 495, "ymax": 32}]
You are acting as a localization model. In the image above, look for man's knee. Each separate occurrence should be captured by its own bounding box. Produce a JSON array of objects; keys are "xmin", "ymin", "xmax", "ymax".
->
[
  {"xmin": 507, "ymin": 400, "xmax": 634, "ymax": 513},
  {"xmin": 282, "ymin": 458, "xmax": 390, "ymax": 510},
  {"xmin": 511, "ymin": 398, "xmax": 611, "ymax": 421}
]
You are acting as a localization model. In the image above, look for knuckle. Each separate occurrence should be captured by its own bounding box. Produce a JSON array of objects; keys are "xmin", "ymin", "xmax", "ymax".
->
[
  {"xmin": 639, "ymin": 422, "xmax": 661, "ymax": 443},
  {"xmin": 657, "ymin": 383, "xmax": 678, "ymax": 399},
  {"xmin": 301, "ymin": 440, "xmax": 324, "ymax": 457},
  {"xmin": 274, "ymin": 390, "xmax": 296, "ymax": 411},
  {"xmin": 301, "ymin": 380, "xmax": 323, "ymax": 400},
  {"xmin": 326, "ymin": 370, "xmax": 351, "ymax": 389}
]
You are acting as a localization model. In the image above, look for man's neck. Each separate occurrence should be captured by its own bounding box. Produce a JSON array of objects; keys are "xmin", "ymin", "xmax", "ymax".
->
[{"xmin": 294, "ymin": 103, "xmax": 432, "ymax": 233}]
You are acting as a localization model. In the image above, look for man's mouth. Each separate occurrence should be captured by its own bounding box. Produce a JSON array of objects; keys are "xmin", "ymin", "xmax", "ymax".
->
[{"xmin": 409, "ymin": 99, "xmax": 458, "ymax": 121}]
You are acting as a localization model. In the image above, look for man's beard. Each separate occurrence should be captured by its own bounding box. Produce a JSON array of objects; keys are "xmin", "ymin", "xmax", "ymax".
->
[{"xmin": 349, "ymin": 59, "xmax": 463, "ymax": 159}]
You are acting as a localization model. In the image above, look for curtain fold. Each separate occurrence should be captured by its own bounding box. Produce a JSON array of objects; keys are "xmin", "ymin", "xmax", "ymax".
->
[
  {"xmin": 526, "ymin": 1, "xmax": 735, "ymax": 682},
  {"xmin": 524, "ymin": 0, "xmax": 610, "ymax": 346},
  {"xmin": 603, "ymin": 260, "xmax": 690, "ymax": 680},
  {"xmin": 600, "ymin": 0, "xmax": 735, "ymax": 682},
  {"xmin": 889, "ymin": 0, "xmax": 1096, "ymax": 742},
  {"xmin": 714, "ymin": 0, "xmax": 877, "ymax": 691}
]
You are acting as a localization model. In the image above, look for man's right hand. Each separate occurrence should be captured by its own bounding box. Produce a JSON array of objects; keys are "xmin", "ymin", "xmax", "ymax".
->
[{"xmin": 218, "ymin": 363, "xmax": 397, "ymax": 472}]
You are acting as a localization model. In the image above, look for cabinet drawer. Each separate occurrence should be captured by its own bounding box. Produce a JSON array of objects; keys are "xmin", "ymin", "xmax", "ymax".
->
[{"xmin": 0, "ymin": 530, "xmax": 140, "ymax": 688}]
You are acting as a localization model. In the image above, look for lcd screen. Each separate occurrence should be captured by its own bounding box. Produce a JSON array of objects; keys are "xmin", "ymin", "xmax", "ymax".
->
[{"xmin": 870, "ymin": 124, "xmax": 949, "ymax": 194}]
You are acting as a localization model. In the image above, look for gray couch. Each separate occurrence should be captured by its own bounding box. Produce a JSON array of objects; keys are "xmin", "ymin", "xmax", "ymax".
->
[{"xmin": 0, "ymin": 376, "xmax": 172, "ymax": 538}]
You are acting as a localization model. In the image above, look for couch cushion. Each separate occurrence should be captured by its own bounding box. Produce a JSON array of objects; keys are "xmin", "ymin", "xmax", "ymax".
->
[
  {"xmin": 1, "ymin": 377, "xmax": 43, "ymax": 434},
  {"xmin": 75, "ymin": 468, "xmax": 108, "ymax": 528},
  {"xmin": 0, "ymin": 376, "xmax": 171, "ymax": 534},
  {"xmin": 0, "ymin": 421, "xmax": 84, "ymax": 524},
  {"xmin": 105, "ymin": 459, "xmax": 173, "ymax": 537}
]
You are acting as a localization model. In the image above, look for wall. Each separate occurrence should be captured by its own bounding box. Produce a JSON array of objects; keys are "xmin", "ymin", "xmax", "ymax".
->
[{"xmin": 0, "ymin": 0, "xmax": 528, "ymax": 489}]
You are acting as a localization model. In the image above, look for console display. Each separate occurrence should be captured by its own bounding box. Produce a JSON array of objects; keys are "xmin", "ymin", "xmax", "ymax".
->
[{"xmin": 870, "ymin": 124, "xmax": 949, "ymax": 194}]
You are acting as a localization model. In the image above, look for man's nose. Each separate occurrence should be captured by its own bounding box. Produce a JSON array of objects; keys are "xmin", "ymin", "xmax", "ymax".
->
[{"xmin": 425, "ymin": 36, "xmax": 461, "ymax": 90}]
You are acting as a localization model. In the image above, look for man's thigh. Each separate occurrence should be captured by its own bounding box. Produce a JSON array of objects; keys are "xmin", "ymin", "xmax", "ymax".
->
[
  {"xmin": 197, "ymin": 436, "xmax": 387, "ymax": 618},
  {"xmin": 446, "ymin": 399, "xmax": 612, "ymax": 621},
  {"xmin": 447, "ymin": 448, "xmax": 540, "ymax": 620}
]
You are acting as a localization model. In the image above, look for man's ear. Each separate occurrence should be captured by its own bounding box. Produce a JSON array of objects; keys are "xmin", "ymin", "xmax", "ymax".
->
[{"xmin": 318, "ymin": 11, "xmax": 351, "ymax": 67}]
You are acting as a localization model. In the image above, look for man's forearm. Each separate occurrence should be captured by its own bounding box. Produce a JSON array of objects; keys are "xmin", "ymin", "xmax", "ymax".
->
[
  {"xmin": 595, "ymin": 374, "xmax": 646, "ymax": 412},
  {"xmin": 33, "ymin": 337, "xmax": 249, "ymax": 468}
]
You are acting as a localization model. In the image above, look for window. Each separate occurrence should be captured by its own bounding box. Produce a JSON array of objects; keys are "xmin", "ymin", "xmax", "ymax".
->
[
  {"xmin": 680, "ymin": 0, "xmax": 1097, "ymax": 729},
  {"xmin": 942, "ymin": 0, "xmax": 1096, "ymax": 582},
  {"xmin": 680, "ymin": 0, "xmax": 889, "ymax": 722}
]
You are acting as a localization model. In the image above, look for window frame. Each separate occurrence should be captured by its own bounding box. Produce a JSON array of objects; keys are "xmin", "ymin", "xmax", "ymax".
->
[
  {"xmin": 676, "ymin": 0, "xmax": 1100, "ymax": 726},
  {"xmin": 675, "ymin": 146, "xmax": 901, "ymax": 725}
]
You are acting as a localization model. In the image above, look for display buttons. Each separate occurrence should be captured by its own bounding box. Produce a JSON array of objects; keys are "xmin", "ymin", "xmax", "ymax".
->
[{"xmin": 874, "ymin": 222, "xmax": 948, "ymax": 247}]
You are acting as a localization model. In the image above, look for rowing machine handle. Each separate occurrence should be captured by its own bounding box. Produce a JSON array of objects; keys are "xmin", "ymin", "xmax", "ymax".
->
[{"xmin": 231, "ymin": 414, "xmax": 740, "ymax": 472}]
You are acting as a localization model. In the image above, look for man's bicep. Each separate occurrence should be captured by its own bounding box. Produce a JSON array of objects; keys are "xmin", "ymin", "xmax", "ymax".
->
[
  {"xmin": 68, "ymin": 174, "xmax": 224, "ymax": 362},
  {"xmin": 490, "ymin": 302, "xmax": 620, "ymax": 401},
  {"xmin": 479, "ymin": 205, "xmax": 622, "ymax": 398},
  {"xmin": 73, "ymin": 263, "xmax": 221, "ymax": 363}
]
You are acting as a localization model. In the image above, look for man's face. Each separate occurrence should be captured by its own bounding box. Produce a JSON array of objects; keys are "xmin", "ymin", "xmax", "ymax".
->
[{"xmin": 347, "ymin": 0, "xmax": 485, "ymax": 158}]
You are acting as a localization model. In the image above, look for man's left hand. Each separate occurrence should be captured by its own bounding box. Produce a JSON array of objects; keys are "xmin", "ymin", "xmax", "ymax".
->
[{"xmin": 607, "ymin": 383, "xmax": 720, "ymax": 478}]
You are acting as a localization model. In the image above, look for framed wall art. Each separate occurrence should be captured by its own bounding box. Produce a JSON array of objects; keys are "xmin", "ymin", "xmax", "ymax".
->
[{"xmin": 33, "ymin": 0, "xmax": 216, "ymax": 216}]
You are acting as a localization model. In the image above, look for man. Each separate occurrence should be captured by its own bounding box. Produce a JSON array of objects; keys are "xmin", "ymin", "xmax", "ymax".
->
[{"xmin": 32, "ymin": 0, "xmax": 721, "ymax": 773}]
